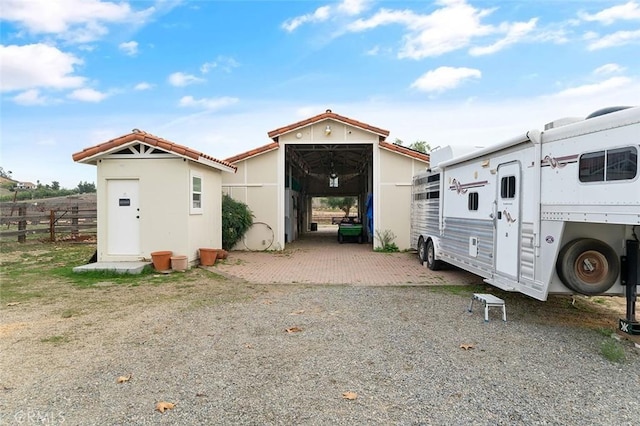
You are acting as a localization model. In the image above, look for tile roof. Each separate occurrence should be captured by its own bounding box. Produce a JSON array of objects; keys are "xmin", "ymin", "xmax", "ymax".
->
[
  {"xmin": 267, "ymin": 109, "xmax": 390, "ymax": 140},
  {"xmin": 379, "ymin": 141, "xmax": 430, "ymax": 163},
  {"xmin": 224, "ymin": 141, "xmax": 280, "ymax": 164},
  {"xmin": 72, "ymin": 129, "xmax": 237, "ymax": 172}
]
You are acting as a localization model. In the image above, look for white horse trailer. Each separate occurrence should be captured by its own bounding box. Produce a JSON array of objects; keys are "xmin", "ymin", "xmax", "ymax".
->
[{"xmin": 411, "ymin": 106, "xmax": 639, "ymax": 335}]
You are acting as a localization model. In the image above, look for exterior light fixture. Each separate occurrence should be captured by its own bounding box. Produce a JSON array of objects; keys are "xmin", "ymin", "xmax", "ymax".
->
[{"xmin": 325, "ymin": 125, "xmax": 332, "ymax": 136}]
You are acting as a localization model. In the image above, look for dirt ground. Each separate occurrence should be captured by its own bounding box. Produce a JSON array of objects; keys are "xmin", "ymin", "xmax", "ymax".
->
[{"xmin": 1, "ymin": 240, "xmax": 638, "ymax": 424}]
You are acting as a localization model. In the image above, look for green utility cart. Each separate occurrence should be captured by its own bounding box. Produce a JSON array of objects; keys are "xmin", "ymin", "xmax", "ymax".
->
[{"xmin": 337, "ymin": 217, "xmax": 363, "ymax": 244}]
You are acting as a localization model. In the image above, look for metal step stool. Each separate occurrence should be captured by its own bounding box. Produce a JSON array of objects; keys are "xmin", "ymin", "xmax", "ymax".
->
[{"xmin": 468, "ymin": 293, "xmax": 506, "ymax": 322}]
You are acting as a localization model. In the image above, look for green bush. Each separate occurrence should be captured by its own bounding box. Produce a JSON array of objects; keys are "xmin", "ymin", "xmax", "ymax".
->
[{"xmin": 222, "ymin": 194, "xmax": 253, "ymax": 251}]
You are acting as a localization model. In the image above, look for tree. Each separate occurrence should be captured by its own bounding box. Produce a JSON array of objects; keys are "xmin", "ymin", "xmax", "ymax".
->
[
  {"xmin": 51, "ymin": 181, "xmax": 60, "ymax": 191},
  {"xmin": 0, "ymin": 167, "xmax": 12, "ymax": 179},
  {"xmin": 393, "ymin": 138, "xmax": 431, "ymax": 153},
  {"xmin": 322, "ymin": 197, "xmax": 356, "ymax": 217},
  {"xmin": 76, "ymin": 181, "xmax": 96, "ymax": 193}
]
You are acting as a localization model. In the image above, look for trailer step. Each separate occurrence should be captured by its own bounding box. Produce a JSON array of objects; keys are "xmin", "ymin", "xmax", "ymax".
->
[{"xmin": 468, "ymin": 293, "xmax": 507, "ymax": 322}]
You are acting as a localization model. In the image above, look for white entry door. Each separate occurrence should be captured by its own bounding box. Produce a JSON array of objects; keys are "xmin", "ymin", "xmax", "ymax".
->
[
  {"xmin": 107, "ymin": 179, "xmax": 140, "ymax": 255},
  {"xmin": 495, "ymin": 162, "xmax": 521, "ymax": 278}
]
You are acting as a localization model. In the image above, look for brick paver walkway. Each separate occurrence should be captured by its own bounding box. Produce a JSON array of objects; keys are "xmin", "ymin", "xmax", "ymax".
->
[{"xmin": 211, "ymin": 227, "xmax": 485, "ymax": 286}]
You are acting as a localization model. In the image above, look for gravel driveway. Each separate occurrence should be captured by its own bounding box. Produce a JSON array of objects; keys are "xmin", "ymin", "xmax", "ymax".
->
[{"xmin": 2, "ymin": 272, "xmax": 639, "ymax": 425}]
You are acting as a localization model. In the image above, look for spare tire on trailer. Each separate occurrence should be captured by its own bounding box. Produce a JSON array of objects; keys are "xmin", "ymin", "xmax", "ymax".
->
[{"xmin": 555, "ymin": 238, "xmax": 620, "ymax": 295}]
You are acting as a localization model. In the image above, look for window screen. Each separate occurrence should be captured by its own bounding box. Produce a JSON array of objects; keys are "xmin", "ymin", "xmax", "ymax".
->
[
  {"xmin": 606, "ymin": 147, "xmax": 637, "ymax": 181},
  {"xmin": 579, "ymin": 151, "xmax": 605, "ymax": 182},
  {"xmin": 579, "ymin": 147, "xmax": 637, "ymax": 182},
  {"xmin": 468, "ymin": 192, "xmax": 479, "ymax": 210},
  {"xmin": 500, "ymin": 176, "xmax": 516, "ymax": 199},
  {"xmin": 191, "ymin": 175, "xmax": 202, "ymax": 213}
]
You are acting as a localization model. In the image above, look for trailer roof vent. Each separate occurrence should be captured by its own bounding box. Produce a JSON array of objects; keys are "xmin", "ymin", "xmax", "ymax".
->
[
  {"xmin": 544, "ymin": 117, "xmax": 583, "ymax": 130},
  {"xmin": 585, "ymin": 106, "xmax": 632, "ymax": 119}
]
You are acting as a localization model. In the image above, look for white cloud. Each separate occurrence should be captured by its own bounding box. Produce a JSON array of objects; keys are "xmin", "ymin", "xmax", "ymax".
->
[
  {"xmin": 178, "ymin": 96, "xmax": 239, "ymax": 110},
  {"xmin": 168, "ymin": 72, "xmax": 205, "ymax": 87},
  {"xmin": 134, "ymin": 82, "xmax": 154, "ymax": 91},
  {"xmin": 282, "ymin": 5, "xmax": 331, "ymax": 32},
  {"xmin": 550, "ymin": 76, "xmax": 632, "ymax": 98},
  {"xmin": 0, "ymin": 43, "xmax": 85, "ymax": 92},
  {"xmin": 338, "ymin": 0, "xmax": 371, "ymax": 16},
  {"xmin": 593, "ymin": 63, "xmax": 625, "ymax": 75},
  {"xmin": 586, "ymin": 29, "xmax": 640, "ymax": 50},
  {"xmin": 0, "ymin": 0, "xmax": 155, "ymax": 43},
  {"xmin": 12, "ymin": 89, "xmax": 48, "ymax": 106},
  {"xmin": 365, "ymin": 45, "xmax": 380, "ymax": 56},
  {"xmin": 346, "ymin": 2, "xmax": 503, "ymax": 59},
  {"xmin": 470, "ymin": 18, "xmax": 537, "ymax": 56},
  {"xmin": 579, "ymin": 1, "xmax": 640, "ymax": 25},
  {"xmin": 411, "ymin": 66, "xmax": 481, "ymax": 94},
  {"xmin": 68, "ymin": 88, "xmax": 109, "ymax": 102},
  {"xmin": 119, "ymin": 41, "xmax": 139, "ymax": 56},
  {"xmin": 200, "ymin": 56, "xmax": 240, "ymax": 74}
]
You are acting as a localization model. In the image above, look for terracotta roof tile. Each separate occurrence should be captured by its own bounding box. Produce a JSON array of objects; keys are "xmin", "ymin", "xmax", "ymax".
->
[
  {"xmin": 224, "ymin": 142, "xmax": 280, "ymax": 164},
  {"xmin": 379, "ymin": 141, "xmax": 430, "ymax": 163},
  {"xmin": 267, "ymin": 109, "xmax": 390, "ymax": 139},
  {"xmin": 72, "ymin": 130, "xmax": 236, "ymax": 172}
]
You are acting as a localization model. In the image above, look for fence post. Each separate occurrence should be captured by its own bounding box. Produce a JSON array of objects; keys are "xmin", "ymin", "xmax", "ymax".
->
[
  {"xmin": 71, "ymin": 206, "xmax": 79, "ymax": 240},
  {"xmin": 18, "ymin": 206, "xmax": 26, "ymax": 243},
  {"xmin": 50, "ymin": 210, "xmax": 55, "ymax": 242}
]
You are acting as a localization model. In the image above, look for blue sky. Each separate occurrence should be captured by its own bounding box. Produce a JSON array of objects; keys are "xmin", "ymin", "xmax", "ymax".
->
[{"xmin": 1, "ymin": 0, "xmax": 639, "ymax": 188}]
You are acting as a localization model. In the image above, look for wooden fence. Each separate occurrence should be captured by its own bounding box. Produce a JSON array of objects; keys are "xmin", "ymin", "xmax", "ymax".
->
[{"xmin": 1, "ymin": 197, "xmax": 97, "ymax": 243}]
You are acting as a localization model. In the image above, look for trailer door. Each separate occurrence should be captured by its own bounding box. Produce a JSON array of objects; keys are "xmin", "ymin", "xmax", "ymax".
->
[{"xmin": 495, "ymin": 162, "xmax": 521, "ymax": 278}]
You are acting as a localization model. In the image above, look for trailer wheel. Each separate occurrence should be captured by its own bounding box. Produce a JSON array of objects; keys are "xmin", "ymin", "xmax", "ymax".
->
[
  {"xmin": 418, "ymin": 237, "xmax": 426, "ymax": 265},
  {"xmin": 556, "ymin": 238, "xmax": 619, "ymax": 295},
  {"xmin": 426, "ymin": 239, "xmax": 443, "ymax": 271}
]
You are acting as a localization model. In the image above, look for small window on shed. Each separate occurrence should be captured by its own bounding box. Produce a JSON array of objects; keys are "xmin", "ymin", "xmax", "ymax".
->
[
  {"xmin": 191, "ymin": 172, "xmax": 203, "ymax": 214},
  {"xmin": 500, "ymin": 176, "xmax": 516, "ymax": 199},
  {"xmin": 468, "ymin": 192, "xmax": 479, "ymax": 210}
]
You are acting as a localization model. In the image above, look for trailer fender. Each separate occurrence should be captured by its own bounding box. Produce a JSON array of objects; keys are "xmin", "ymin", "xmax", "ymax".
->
[{"xmin": 556, "ymin": 238, "xmax": 620, "ymax": 295}]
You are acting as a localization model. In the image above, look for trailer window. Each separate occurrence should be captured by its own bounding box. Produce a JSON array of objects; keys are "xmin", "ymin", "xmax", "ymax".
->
[
  {"xmin": 500, "ymin": 176, "xmax": 516, "ymax": 199},
  {"xmin": 468, "ymin": 192, "xmax": 479, "ymax": 210},
  {"xmin": 606, "ymin": 147, "xmax": 637, "ymax": 181},
  {"xmin": 579, "ymin": 151, "xmax": 605, "ymax": 182},
  {"xmin": 579, "ymin": 147, "xmax": 637, "ymax": 182}
]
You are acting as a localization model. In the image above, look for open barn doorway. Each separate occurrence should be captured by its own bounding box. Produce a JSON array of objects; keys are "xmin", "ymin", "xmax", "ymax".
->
[{"xmin": 284, "ymin": 143, "xmax": 373, "ymax": 247}]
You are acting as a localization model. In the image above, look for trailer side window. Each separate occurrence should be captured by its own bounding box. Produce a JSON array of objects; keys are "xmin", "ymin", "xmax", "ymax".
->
[
  {"xmin": 606, "ymin": 147, "xmax": 637, "ymax": 181},
  {"xmin": 579, "ymin": 147, "xmax": 637, "ymax": 182},
  {"xmin": 579, "ymin": 151, "xmax": 605, "ymax": 182},
  {"xmin": 500, "ymin": 176, "xmax": 516, "ymax": 199},
  {"xmin": 468, "ymin": 192, "xmax": 479, "ymax": 210}
]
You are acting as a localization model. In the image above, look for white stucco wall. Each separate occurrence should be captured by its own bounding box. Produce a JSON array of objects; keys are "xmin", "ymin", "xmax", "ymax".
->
[
  {"xmin": 222, "ymin": 149, "xmax": 280, "ymax": 251},
  {"xmin": 377, "ymin": 149, "xmax": 429, "ymax": 250},
  {"xmin": 97, "ymin": 157, "xmax": 223, "ymax": 263}
]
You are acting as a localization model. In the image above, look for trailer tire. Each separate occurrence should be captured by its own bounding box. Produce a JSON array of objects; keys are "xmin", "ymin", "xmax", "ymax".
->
[
  {"xmin": 556, "ymin": 238, "xmax": 619, "ymax": 295},
  {"xmin": 418, "ymin": 237, "xmax": 426, "ymax": 265},
  {"xmin": 426, "ymin": 239, "xmax": 443, "ymax": 271}
]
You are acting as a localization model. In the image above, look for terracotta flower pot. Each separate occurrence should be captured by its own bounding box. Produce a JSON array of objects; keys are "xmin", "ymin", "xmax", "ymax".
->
[
  {"xmin": 171, "ymin": 255, "xmax": 188, "ymax": 272},
  {"xmin": 219, "ymin": 250, "xmax": 228, "ymax": 260},
  {"xmin": 150, "ymin": 251, "xmax": 172, "ymax": 271},
  {"xmin": 199, "ymin": 248, "xmax": 218, "ymax": 266}
]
